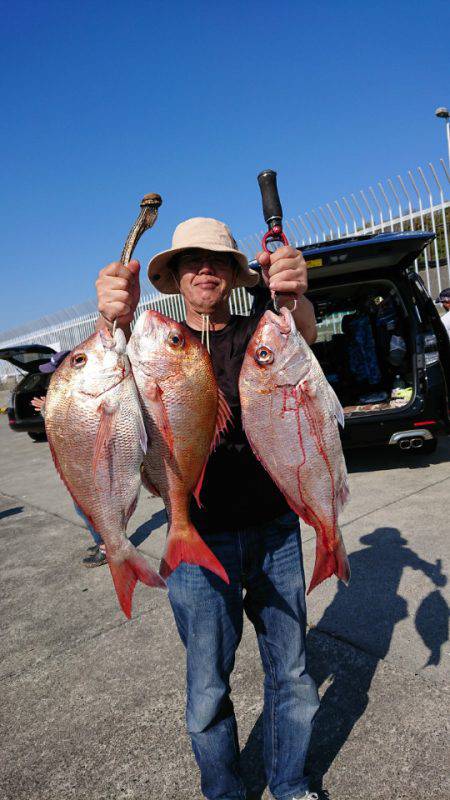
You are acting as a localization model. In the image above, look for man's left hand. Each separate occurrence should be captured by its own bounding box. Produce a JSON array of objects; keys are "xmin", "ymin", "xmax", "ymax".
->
[{"xmin": 257, "ymin": 246, "xmax": 308, "ymax": 305}]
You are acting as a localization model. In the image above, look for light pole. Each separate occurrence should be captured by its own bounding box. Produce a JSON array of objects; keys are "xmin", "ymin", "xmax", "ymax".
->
[{"xmin": 435, "ymin": 107, "xmax": 450, "ymax": 169}]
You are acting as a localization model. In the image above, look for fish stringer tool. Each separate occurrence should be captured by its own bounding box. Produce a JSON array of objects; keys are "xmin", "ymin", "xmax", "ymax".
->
[
  {"xmin": 257, "ymin": 169, "xmax": 297, "ymax": 314},
  {"xmin": 111, "ymin": 192, "xmax": 163, "ymax": 336}
]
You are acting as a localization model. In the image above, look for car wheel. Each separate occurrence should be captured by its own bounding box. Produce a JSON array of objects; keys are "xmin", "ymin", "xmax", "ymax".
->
[{"xmin": 28, "ymin": 431, "xmax": 47, "ymax": 442}]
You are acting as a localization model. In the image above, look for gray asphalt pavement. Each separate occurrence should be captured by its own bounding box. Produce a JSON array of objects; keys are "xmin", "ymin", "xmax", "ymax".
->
[{"xmin": 0, "ymin": 408, "xmax": 449, "ymax": 800}]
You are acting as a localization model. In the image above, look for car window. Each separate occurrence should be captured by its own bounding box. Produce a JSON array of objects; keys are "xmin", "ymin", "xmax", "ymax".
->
[{"xmin": 316, "ymin": 310, "xmax": 355, "ymax": 342}]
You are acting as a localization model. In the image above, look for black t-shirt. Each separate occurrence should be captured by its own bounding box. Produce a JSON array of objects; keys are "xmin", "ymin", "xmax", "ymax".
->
[{"xmin": 186, "ymin": 314, "xmax": 290, "ymax": 533}]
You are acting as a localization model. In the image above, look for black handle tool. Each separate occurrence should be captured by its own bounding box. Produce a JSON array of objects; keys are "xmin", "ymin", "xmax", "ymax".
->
[{"xmin": 257, "ymin": 169, "xmax": 296, "ymax": 312}]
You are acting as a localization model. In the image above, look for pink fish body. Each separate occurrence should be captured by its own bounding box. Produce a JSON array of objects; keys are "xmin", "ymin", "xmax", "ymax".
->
[
  {"xmin": 127, "ymin": 310, "xmax": 231, "ymax": 582},
  {"xmin": 44, "ymin": 328, "xmax": 166, "ymax": 618},
  {"xmin": 239, "ymin": 307, "xmax": 350, "ymax": 593}
]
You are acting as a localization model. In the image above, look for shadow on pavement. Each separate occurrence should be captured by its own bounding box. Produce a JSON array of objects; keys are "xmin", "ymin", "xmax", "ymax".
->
[
  {"xmin": 0, "ymin": 505, "xmax": 24, "ymax": 520},
  {"xmin": 415, "ymin": 589, "xmax": 449, "ymax": 667},
  {"xmin": 129, "ymin": 508, "xmax": 167, "ymax": 547},
  {"xmin": 240, "ymin": 527, "xmax": 448, "ymax": 798}
]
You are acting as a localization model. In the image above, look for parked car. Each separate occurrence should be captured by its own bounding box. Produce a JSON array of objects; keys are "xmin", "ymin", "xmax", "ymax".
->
[
  {"xmin": 250, "ymin": 230, "xmax": 450, "ymax": 454},
  {"xmin": 0, "ymin": 345, "xmax": 56, "ymax": 440}
]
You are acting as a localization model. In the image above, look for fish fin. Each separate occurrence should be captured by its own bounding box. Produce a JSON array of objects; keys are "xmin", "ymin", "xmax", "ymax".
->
[
  {"xmin": 336, "ymin": 478, "xmax": 350, "ymax": 515},
  {"xmin": 93, "ymin": 400, "xmax": 118, "ymax": 478},
  {"xmin": 159, "ymin": 522, "xmax": 229, "ymax": 584},
  {"xmin": 136, "ymin": 401, "xmax": 148, "ymax": 455},
  {"xmin": 108, "ymin": 547, "xmax": 166, "ymax": 619},
  {"xmin": 145, "ymin": 379, "xmax": 174, "ymax": 457},
  {"xmin": 193, "ymin": 461, "xmax": 207, "ymax": 508},
  {"xmin": 193, "ymin": 389, "xmax": 232, "ymax": 508},
  {"xmin": 307, "ymin": 531, "xmax": 350, "ymax": 594},
  {"xmin": 211, "ymin": 388, "xmax": 233, "ymax": 453},
  {"xmin": 326, "ymin": 383, "xmax": 345, "ymax": 428}
]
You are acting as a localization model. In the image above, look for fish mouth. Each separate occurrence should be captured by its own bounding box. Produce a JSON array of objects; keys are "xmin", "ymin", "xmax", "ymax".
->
[
  {"xmin": 78, "ymin": 366, "xmax": 129, "ymax": 398},
  {"xmin": 266, "ymin": 306, "xmax": 292, "ymax": 334}
]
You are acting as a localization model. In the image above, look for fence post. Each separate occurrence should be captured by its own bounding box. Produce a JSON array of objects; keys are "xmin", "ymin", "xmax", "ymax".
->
[
  {"xmin": 397, "ymin": 175, "xmax": 418, "ymax": 272},
  {"xmin": 387, "ymin": 178, "xmax": 405, "ymax": 231},
  {"xmin": 408, "ymin": 169, "xmax": 431, "ymax": 289},
  {"xmin": 429, "ymin": 162, "xmax": 450, "ymax": 286},
  {"xmin": 418, "ymin": 167, "xmax": 442, "ymax": 294},
  {"xmin": 378, "ymin": 181, "xmax": 394, "ymax": 231}
]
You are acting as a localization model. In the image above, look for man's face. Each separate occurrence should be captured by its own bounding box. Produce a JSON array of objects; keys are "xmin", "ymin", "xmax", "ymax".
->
[
  {"xmin": 442, "ymin": 300, "xmax": 450, "ymax": 312},
  {"xmin": 173, "ymin": 249, "xmax": 237, "ymax": 314}
]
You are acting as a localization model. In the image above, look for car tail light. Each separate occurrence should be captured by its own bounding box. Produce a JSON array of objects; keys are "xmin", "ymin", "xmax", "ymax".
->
[
  {"xmin": 414, "ymin": 420, "xmax": 436, "ymax": 426},
  {"xmin": 423, "ymin": 332, "xmax": 439, "ymax": 366}
]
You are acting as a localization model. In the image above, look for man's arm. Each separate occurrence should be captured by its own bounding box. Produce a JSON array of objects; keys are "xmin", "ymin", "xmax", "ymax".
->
[
  {"xmin": 257, "ymin": 246, "xmax": 317, "ymax": 344},
  {"xmin": 95, "ymin": 259, "xmax": 141, "ymax": 342},
  {"xmin": 290, "ymin": 294, "xmax": 317, "ymax": 345}
]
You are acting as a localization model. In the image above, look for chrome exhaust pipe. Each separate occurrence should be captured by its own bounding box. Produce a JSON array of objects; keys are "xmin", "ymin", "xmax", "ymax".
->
[{"xmin": 389, "ymin": 429, "xmax": 434, "ymax": 448}]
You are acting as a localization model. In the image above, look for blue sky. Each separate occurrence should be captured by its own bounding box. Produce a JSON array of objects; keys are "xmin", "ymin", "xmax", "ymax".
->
[{"xmin": 1, "ymin": 0, "xmax": 449, "ymax": 332}]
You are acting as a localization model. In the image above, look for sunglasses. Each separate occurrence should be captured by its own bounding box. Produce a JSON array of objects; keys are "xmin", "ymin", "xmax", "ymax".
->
[{"xmin": 176, "ymin": 251, "xmax": 234, "ymax": 270}]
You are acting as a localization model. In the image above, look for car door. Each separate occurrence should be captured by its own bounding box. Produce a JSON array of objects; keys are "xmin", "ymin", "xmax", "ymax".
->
[{"xmin": 408, "ymin": 271, "xmax": 450, "ymax": 398}]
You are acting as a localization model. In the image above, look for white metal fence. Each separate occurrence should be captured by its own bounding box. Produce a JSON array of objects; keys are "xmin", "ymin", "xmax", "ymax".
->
[
  {"xmin": 238, "ymin": 158, "xmax": 450, "ymax": 301},
  {"xmin": 1, "ymin": 158, "xmax": 449, "ymax": 380},
  {"xmin": 0, "ymin": 286, "xmax": 254, "ymax": 379}
]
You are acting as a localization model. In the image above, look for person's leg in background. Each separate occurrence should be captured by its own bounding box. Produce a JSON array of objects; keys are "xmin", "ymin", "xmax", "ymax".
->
[{"xmin": 73, "ymin": 503, "xmax": 107, "ymax": 567}]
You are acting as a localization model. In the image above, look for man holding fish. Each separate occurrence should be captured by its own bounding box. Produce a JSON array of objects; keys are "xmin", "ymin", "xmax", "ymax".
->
[{"xmin": 94, "ymin": 217, "xmax": 347, "ymax": 800}]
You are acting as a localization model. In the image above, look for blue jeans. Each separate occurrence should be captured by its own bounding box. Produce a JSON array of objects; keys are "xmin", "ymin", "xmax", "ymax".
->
[
  {"xmin": 167, "ymin": 511, "xmax": 319, "ymax": 800},
  {"xmin": 73, "ymin": 503, "xmax": 103, "ymax": 546}
]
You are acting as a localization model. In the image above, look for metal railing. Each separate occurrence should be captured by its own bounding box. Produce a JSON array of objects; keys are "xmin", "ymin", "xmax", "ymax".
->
[
  {"xmin": 1, "ymin": 159, "xmax": 449, "ymax": 380},
  {"xmin": 238, "ymin": 159, "xmax": 450, "ymax": 301},
  {"xmin": 0, "ymin": 289, "xmax": 254, "ymax": 380}
]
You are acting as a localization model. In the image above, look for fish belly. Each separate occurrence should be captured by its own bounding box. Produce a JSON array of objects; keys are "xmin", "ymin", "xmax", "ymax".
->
[{"xmin": 242, "ymin": 383, "xmax": 350, "ymax": 592}]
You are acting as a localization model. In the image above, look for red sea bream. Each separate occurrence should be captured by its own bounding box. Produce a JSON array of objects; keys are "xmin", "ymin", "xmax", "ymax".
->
[{"xmin": 239, "ymin": 307, "xmax": 350, "ymax": 592}]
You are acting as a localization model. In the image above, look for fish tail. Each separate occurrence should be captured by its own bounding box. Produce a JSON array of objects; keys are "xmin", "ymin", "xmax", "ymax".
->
[
  {"xmin": 160, "ymin": 523, "xmax": 229, "ymax": 584},
  {"xmin": 108, "ymin": 547, "xmax": 167, "ymax": 619},
  {"xmin": 307, "ymin": 529, "xmax": 350, "ymax": 594}
]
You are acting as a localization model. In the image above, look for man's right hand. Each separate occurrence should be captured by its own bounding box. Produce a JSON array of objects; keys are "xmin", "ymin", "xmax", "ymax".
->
[{"xmin": 95, "ymin": 259, "xmax": 141, "ymax": 327}]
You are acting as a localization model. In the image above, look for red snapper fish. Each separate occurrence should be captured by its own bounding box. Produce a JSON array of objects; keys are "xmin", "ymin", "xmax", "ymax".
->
[
  {"xmin": 239, "ymin": 307, "xmax": 350, "ymax": 593},
  {"xmin": 44, "ymin": 328, "xmax": 166, "ymax": 618},
  {"xmin": 127, "ymin": 310, "xmax": 231, "ymax": 582}
]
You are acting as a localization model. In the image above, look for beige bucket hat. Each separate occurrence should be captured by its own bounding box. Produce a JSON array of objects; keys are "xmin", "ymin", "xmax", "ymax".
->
[{"xmin": 147, "ymin": 217, "xmax": 260, "ymax": 294}]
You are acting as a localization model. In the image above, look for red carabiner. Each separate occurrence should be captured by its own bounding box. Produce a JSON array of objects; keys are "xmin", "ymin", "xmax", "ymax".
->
[{"xmin": 262, "ymin": 225, "xmax": 289, "ymax": 254}]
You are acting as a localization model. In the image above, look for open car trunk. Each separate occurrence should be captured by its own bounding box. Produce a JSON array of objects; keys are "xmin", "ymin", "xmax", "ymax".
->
[
  {"xmin": 0, "ymin": 344, "xmax": 56, "ymax": 373},
  {"xmin": 309, "ymin": 277, "xmax": 416, "ymax": 419}
]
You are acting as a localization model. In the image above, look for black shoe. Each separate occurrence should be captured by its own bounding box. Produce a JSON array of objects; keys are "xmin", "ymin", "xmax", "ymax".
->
[
  {"xmin": 82, "ymin": 549, "xmax": 107, "ymax": 568},
  {"xmin": 86, "ymin": 544, "xmax": 99, "ymax": 553}
]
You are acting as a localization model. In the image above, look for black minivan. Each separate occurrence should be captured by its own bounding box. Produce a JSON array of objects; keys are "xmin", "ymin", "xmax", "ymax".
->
[
  {"xmin": 301, "ymin": 230, "xmax": 450, "ymax": 453},
  {"xmin": 0, "ymin": 344, "xmax": 56, "ymax": 440}
]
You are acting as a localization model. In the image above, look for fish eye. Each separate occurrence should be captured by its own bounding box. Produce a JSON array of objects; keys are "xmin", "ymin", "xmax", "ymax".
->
[
  {"xmin": 167, "ymin": 330, "xmax": 184, "ymax": 348},
  {"xmin": 71, "ymin": 352, "xmax": 87, "ymax": 368},
  {"xmin": 255, "ymin": 345, "xmax": 274, "ymax": 365}
]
